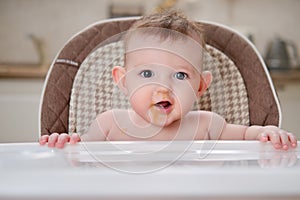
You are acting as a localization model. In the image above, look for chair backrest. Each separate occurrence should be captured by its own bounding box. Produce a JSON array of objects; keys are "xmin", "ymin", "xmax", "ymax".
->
[{"xmin": 39, "ymin": 17, "xmax": 281, "ymax": 135}]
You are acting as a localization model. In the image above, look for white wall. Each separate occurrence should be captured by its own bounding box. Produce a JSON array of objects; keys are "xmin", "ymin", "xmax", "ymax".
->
[
  {"xmin": 0, "ymin": 0, "xmax": 109, "ymax": 63},
  {"xmin": 177, "ymin": 0, "xmax": 300, "ymax": 59},
  {"xmin": 1, "ymin": 0, "xmax": 300, "ymax": 63}
]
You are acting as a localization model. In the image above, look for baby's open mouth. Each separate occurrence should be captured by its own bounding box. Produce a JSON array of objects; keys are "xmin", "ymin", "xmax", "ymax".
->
[{"xmin": 155, "ymin": 101, "xmax": 172, "ymax": 110}]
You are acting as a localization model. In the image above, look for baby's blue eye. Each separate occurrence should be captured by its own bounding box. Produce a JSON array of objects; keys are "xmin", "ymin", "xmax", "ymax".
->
[
  {"xmin": 140, "ymin": 70, "xmax": 154, "ymax": 78},
  {"xmin": 175, "ymin": 72, "xmax": 188, "ymax": 80}
]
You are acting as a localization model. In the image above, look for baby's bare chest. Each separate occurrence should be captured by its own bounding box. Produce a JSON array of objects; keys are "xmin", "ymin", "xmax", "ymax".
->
[{"xmin": 106, "ymin": 114, "xmax": 208, "ymax": 141}]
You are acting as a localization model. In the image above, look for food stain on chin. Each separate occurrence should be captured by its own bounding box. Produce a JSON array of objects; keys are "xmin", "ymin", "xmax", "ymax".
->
[
  {"xmin": 148, "ymin": 106, "xmax": 167, "ymax": 126},
  {"xmin": 120, "ymin": 127, "xmax": 128, "ymax": 134}
]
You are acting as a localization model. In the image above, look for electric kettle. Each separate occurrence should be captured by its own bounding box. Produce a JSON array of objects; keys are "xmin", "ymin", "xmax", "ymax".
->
[{"xmin": 265, "ymin": 37, "xmax": 300, "ymax": 70}]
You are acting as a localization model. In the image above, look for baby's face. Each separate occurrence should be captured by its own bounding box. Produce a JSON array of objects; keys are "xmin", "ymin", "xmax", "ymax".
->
[{"xmin": 123, "ymin": 48, "xmax": 202, "ymax": 127}]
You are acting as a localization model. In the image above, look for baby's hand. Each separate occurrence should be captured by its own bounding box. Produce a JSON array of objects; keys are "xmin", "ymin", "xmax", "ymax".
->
[
  {"xmin": 258, "ymin": 126, "xmax": 297, "ymax": 150},
  {"xmin": 39, "ymin": 133, "xmax": 81, "ymax": 148}
]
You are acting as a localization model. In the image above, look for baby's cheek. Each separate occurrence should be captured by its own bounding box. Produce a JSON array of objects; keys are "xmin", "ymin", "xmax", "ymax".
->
[
  {"xmin": 174, "ymin": 83, "xmax": 198, "ymax": 102},
  {"xmin": 173, "ymin": 91, "xmax": 197, "ymax": 115},
  {"xmin": 129, "ymin": 87, "xmax": 153, "ymax": 115}
]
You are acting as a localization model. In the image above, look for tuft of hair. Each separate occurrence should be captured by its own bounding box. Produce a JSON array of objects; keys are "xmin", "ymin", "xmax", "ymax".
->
[{"xmin": 127, "ymin": 10, "xmax": 205, "ymax": 47}]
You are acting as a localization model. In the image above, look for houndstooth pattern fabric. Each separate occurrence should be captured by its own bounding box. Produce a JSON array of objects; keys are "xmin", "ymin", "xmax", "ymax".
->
[
  {"xmin": 69, "ymin": 41, "xmax": 129, "ymax": 135},
  {"xmin": 69, "ymin": 41, "xmax": 249, "ymax": 135},
  {"xmin": 197, "ymin": 46, "xmax": 250, "ymax": 126}
]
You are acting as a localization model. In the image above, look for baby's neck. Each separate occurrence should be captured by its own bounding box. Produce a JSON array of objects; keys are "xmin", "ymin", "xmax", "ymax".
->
[
  {"xmin": 128, "ymin": 110, "xmax": 153, "ymax": 128},
  {"xmin": 128, "ymin": 109, "xmax": 181, "ymax": 129}
]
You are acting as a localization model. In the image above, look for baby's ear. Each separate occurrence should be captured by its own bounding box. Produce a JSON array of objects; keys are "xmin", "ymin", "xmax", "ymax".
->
[
  {"xmin": 112, "ymin": 66, "xmax": 128, "ymax": 95},
  {"xmin": 197, "ymin": 71, "xmax": 212, "ymax": 97}
]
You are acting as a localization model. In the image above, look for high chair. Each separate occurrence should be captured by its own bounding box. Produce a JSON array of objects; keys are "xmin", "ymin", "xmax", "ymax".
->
[{"xmin": 39, "ymin": 17, "xmax": 281, "ymax": 136}]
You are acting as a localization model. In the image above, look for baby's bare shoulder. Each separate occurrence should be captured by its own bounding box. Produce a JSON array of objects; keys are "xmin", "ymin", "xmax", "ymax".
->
[
  {"xmin": 96, "ymin": 109, "xmax": 132, "ymax": 127},
  {"xmin": 96, "ymin": 109, "xmax": 127, "ymax": 118},
  {"xmin": 186, "ymin": 110, "xmax": 225, "ymax": 126},
  {"xmin": 187, "ymin": 110, "xmax": 214, "ymax": 118}
]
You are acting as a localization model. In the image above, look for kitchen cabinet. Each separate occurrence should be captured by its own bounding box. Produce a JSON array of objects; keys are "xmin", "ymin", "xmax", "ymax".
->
[
  {"xmin": 0, "ymin": 79, "xmax": 44, "ymax": 142},
  {"xmin": 270, "ymin": 70, "xmax": 300, "ymax": 138}
]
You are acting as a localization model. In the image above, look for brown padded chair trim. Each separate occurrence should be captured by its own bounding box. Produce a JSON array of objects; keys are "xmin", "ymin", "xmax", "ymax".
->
[
  {"xmin": 41, "ymin": 19, "xmax": 135, "ymax": 135},
  {"xmin": 40, "ymin": 18, "xmax": 279, "ymax": 135}
]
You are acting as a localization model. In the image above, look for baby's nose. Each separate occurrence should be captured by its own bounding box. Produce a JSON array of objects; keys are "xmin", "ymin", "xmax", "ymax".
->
[
  {"xmin": 155, "ymin": 86, "xmax": 169, "ymax": 93},
  {"xmin": 153, "ymin": 84, "xmax": 172, "ymax": 96},
  {"xmin": 153, "ymin": 86, "xmax": 172, "ymax": 102}
]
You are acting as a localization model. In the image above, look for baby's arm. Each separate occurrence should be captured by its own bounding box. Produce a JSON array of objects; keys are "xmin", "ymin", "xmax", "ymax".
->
[
  {"xmin": 39, "ymin": 110, "xmax": 113, "ymax": 148},
  {"xmin": 221, "ymin": 123, "xmax": 298, "ymax": 150}
]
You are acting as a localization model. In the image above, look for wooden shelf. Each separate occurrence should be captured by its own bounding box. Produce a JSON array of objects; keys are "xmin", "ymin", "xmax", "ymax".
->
[
  {"xmin": 0, "ymin": 64, "xmax": 49, "ymax": 78},
  {"xmin": 270, "ymin": 69, "xmax": 300, "ymax": 84},
  {"xmin": 1, "ymin": 64, "xmax": 300, "ymax": 82}
]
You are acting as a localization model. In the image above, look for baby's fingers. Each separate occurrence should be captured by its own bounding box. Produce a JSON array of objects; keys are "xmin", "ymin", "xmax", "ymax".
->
[
  {"xmin": 277, "ymin": 132, "xmax": 297, "ymax": 150},
  {"xmin": 259, "ymin": 132, "xmax": 269, "ymax": 143},
  {"xmin": 259, "ymin": 131, "xmax": 285, "ymax": 150},
  {"xmin": 70, "ymin": 133, "xmax": 81, "ymax": 144},
  {"xmin": 287, "ymin": 133, "xmax": 298, "ymax": 148},
  {"xmin": 268, "ymin": 131, "xmax": 297, "ymax": 150},
  {"xmin": 279, "ymin": 132, "xmax": 289, "ymax": 150},
  {"xmin": 47, "ymin": 133, "xmax": 59, "ymax": 148},
  {"xmin": 268, "ymin": 131, "xmax": 282, "ymax": 149},
  {"xmin": 55, "ymin": 133, "xmax": 71, "ymax": 149},
  {"xmin": 39, "ymin": 135, "xmax": 49, "ymax": 145}
]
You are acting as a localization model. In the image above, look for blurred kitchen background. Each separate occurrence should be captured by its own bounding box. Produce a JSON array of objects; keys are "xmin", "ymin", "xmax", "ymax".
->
[{"xmin": 0, "ymin": 0, "xmax": 299, "ymax": 142}]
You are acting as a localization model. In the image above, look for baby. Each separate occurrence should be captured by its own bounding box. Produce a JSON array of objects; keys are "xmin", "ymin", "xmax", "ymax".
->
[{"xmin": 40, "ymin": 10, "xmax": 297, "ymax": 150}]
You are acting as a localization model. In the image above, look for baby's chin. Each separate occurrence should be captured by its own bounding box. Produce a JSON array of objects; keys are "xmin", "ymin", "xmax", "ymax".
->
[
  {"xmin": 146, "ymin": 111, "xmax": 181, "ymax": 128},
  {"xmin": 148, "ymin": 120, "xmax": 172, "ymax": 127}
]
